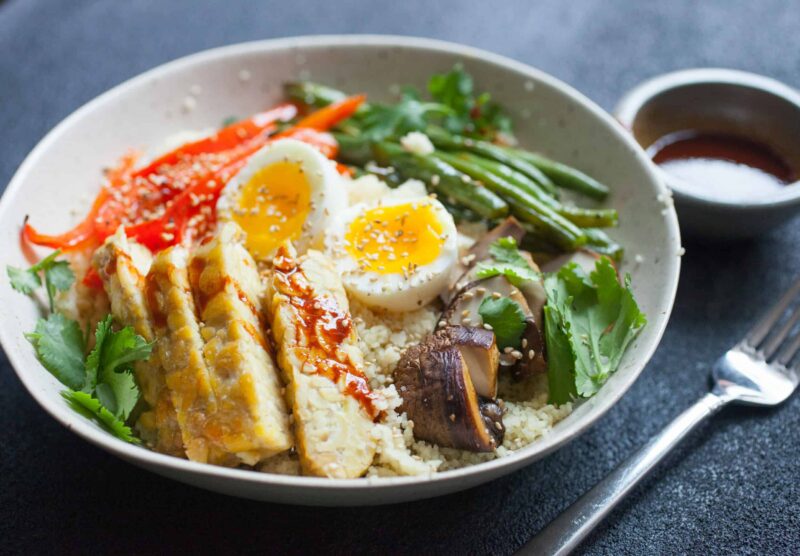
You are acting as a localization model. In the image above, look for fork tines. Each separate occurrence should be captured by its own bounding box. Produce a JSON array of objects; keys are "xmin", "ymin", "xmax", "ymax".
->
[{"xmin": 746, "ymin": 276, "xmax": 800, "ymax": 366}]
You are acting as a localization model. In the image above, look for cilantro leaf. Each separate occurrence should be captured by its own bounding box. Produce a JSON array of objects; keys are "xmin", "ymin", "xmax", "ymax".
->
[
  {"xmin": 85, "ymin": 315, "xmax": 150, "ymax": 420},
  {"xmin": 543, "ymin": 257, "xmax": 647, "ymax": 404},
  {"xmin": 7, "ymin": 265, "xmax": 41, "ymax": 294},
  {"xmin": 61, "ymin": 390, "xmax": 140, "ymax": 444},
  {"xmin": 475, "ymin": 237, "xmax": 540, "ymax": 286},
  {"xmin": 357, "ymin": 94, "xmax": 452, "ymax": 142},
  {"xmin": 25, "ymin": 313, "xmax": 85, "ymax": 390},
  {"xmin": 543, "ymin": 304, "xmax": 577, "ymax": 403},
  {"xmin": 83, "ymin": 315, "xmax": 112, "ymax": 392},
  {"xmin": 478, "ymin": 297, "xmax": 527, "ymax": 349},
  {"xmin": 6, "ymin": 250, "xmax": 74, "ymax": 311}
]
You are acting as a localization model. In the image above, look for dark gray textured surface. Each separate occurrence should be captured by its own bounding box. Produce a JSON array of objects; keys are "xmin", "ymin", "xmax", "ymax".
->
[{"xmin": 2, "ymin": 1, "xmax": 799, "ymax": 554}]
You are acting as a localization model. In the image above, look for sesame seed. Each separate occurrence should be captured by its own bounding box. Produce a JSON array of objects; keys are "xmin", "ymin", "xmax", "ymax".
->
[
  {"xmin": 521, "ymin": 338, "xmax": 528, "ymax": 348},
  {"xmin": 528, "ymin": 350, "xmax": 535, "ymax": 360},
  {"xmin": 483, "ymin": 323, "xmax": 493, "ymax": 330}
]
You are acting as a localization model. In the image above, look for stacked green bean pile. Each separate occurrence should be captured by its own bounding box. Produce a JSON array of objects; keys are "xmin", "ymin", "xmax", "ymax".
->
[{"xmin": 286, "ymin": 73, "xmax": 622, "ymax": 259}]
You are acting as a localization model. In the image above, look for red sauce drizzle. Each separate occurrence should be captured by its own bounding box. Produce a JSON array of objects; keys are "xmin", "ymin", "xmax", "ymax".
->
[{"xmin": 273, "ymin": 248, "xmax": 381, "ymax": 420}]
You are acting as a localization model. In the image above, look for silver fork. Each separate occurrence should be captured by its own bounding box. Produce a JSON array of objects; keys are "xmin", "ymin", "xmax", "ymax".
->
[{"xmin": 521, "ymin": 278, "xmax": 800, "ymax": 556}]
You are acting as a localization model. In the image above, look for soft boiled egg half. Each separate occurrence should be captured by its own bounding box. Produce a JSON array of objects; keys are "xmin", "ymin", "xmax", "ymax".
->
[
  {"xmin": 216, "ymin": 139, "xmax": 345, "ymax": 260},
  {"xmin": 326, "ymin": 182, "xmax": 458, "ymax": 312}
]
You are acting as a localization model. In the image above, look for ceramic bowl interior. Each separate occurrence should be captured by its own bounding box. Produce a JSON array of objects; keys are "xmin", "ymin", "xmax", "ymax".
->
[{"xmin": 0, "ymin": 36, "xmax": 680, "ymax": 505}]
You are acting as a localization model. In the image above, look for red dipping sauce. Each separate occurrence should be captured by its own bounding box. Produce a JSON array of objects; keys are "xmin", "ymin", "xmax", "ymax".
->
[{"xmin": 648, "ymin": 131, "xmax": 794, "ymax": 200}]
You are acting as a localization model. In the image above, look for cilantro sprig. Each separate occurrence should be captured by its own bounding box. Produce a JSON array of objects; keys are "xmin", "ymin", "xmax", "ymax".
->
[
  {"xmin": 543, "ymin": 257, "xmax": 647, "ymax": 405},
  {"xmin": 427, "ymin": 64, "xmax": 512, "ymax": 139},
  {"xmin": 26, "ymin": 312, "xmax": 150, "ymax": 444},
  {"xmin": 344, "ymin": 65, "xmax": 514, "ymax": 144},
  {"xmin": 7, "ymin": 250, "xmax": 75, "ymax": 311}
]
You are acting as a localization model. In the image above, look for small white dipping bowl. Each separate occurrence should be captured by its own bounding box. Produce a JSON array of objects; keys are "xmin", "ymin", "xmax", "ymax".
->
[
  {"xmin": 0, "ymin": 36, "xmax": 680, "ymax": 506},
  {"xmin": 616, "ymin": 68, "xmax": 800, "ymax": 239}
]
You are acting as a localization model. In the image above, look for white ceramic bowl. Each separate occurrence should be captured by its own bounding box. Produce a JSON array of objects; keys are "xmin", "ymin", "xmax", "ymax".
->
[{"xmin": 0, "ymin": 36, "xmax": 681, "ymax": 506}]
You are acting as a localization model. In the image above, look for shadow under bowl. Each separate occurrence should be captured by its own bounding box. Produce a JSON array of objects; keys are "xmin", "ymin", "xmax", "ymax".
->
[{"xmin": 615, "ymin": 68, "xmax": 800, "ymax": 240}]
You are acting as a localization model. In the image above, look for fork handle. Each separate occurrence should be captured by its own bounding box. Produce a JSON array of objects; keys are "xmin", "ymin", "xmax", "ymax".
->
[{"xmin": 520, "ymin": 392, "xmax": 728, "ymax": 555}]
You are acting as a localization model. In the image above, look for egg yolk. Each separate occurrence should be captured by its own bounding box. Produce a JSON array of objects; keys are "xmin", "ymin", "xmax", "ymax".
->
[
  {"xmin": 231, "ymin": 161, "xmax": 311, "ymax": 258},
  {"xmin": 344, "ymin": 201, "xmax": 445, "ymax": 275}
]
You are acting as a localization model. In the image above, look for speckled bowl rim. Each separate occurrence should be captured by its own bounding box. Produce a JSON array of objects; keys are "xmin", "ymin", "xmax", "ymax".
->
[
  {"xmin": 0, "ymin": 35, "xmax": 680, "ymax": 500},
  {"xmin": 615, "ymin": 67, "xmax": 800, "ymax": 209}
]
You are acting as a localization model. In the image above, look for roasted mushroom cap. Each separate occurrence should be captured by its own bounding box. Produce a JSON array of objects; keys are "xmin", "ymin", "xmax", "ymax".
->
[{"xmin": 394, "ymin": 326, "xmax": 503, "ymax": 452}]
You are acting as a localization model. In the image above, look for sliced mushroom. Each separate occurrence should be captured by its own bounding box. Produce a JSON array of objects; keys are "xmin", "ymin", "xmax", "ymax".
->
[
  {"xmin": 394, "ymin": 326, "xmax": 503, "ymax": 452},
  {"xmin": 438, "ymin": 325, "xmax": 499, "ymax": 398}
]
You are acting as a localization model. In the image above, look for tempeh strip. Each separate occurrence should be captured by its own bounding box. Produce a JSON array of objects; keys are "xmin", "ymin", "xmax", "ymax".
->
[
  {"xmin": 145, "ymin": 246, "xmax": 238, "ymax": 465},
  {"xmin": 92, "ymin": 228, "xmax": 183, "ymax": 455},
  {"xmin": 188, "ymin": 223, "xmax": 292, "ymax": 464},
  {"xmin": 267, "ymin": 244, "xmax": 381, "ymax": 478}
]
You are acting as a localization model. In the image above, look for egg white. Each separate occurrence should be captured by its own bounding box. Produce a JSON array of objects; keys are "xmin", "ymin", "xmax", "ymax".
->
[
  {"xmin": 325, "ymin": 185, "xmax": 458, "ymax": 312},
  {"xmin": 217, "ymin": 138, "xmax": 345, "ymax": 258}
]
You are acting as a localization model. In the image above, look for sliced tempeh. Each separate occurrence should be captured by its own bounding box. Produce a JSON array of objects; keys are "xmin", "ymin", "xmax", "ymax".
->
[
  {"xmin": 145, "ymin": 245, "xmax": 239, "ymax": 465},
  {"xmin": 188, "ymin": 223, "xmax": 292, "ymax": 464},
  {"xmin": 267, "ymin": 244, "xmax": 381, "ymax": 478},
  {"xmin": 92, "ymin": 228, "xmax": 183, "ymax": 456}
]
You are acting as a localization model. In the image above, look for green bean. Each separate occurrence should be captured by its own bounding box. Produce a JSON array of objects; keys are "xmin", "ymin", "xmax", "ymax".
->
[
  {"xmin": 372, "ymin": 143, "xmax": 509, "ymax": 219},
  {"xmin": 457, "ymin": 152, "xmax": 559, "ymax": 207},
  {"xmin": 332, "ymin": 133, "xmax": 374, "ymax": 166},
  {"xmin": 285, "ymin": 82, "xmax": 352, "ymax": 109},
  {"xmin": 461, "ymin": 153, "xmax": 618, "ymax": 228},
  {"xmin": 558, "ymin": 206, "xmax": 618, "ymax": 228},
  {"xmin": 583, "ymin": 228, "xmax": 624, "ymax": 261},
  {"xmin": 505, "ymin": 148, "xmax": 609, "ymax": 200},
  {"xmin": 425, "ymin": 127, "xmax": 558, "ymax": 197},
  {"xmin": 433, "ymin": 151, "xmax": 586, "ymax": 250}
]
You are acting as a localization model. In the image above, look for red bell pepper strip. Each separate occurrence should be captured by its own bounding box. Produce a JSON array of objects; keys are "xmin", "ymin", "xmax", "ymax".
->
[
  {"xmin": 133, "ymin": 104, "xmax": 297, "ymax": 178},
  {"xmin": 23, "ymin": 107, "xmax": 295, "ymax": 252},
  {"xmin": 24, "ymin": 98, "xmax": 360, "ymax": 254},
  {"xmin": 22, "ymin": 152, "xmax": 139, "ymax": 251}
]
